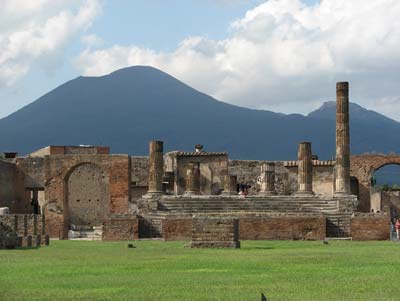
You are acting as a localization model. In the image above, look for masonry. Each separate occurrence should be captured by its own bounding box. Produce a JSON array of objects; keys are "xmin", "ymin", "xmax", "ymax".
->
[{"xmin": 0, "ymin": 82, "xmax": 392, "ymax": 242}]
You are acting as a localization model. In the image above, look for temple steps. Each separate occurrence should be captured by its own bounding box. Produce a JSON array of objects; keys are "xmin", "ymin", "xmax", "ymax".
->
[
  {"xmin": 325, "ymin": 213, "xmax": 352, "ymax": 238},
  {"xmin": 158, "ymin": 197, "xmax": 338, "ymax": 214}
]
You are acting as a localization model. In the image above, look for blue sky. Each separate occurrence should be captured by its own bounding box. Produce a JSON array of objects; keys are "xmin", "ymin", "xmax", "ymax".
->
[{"xmin": 1, "ymin": 0, "xmax": 400, "ymax": 121}]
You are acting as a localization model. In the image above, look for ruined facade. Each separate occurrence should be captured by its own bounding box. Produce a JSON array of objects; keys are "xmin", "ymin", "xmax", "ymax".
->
[{"xmin": 0, "ymin": 83, "xmax": 392, "ymax": 242}]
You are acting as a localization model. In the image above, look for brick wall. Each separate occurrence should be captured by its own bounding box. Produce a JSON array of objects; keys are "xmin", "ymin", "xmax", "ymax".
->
[
  {"xmin": 239, "ymin": 216, "xmax": 326, "ymax": 240},
  {"xmin": 351, "ymin": 215, "xmax": 390, "ymax": 240},
  {"xmin": 102, "ymin": 216, "xmax": 138, "ymax": 240},
  {"xmin": 162, "ymin": 217, "xmax": 192, "ymax": 241},
  {"xmin": 42, "ymin": 154, "xmax": 130, "ymax": 238},
  {"xmin": 190, "ymin": 217, "xmax": 240, "ymax": 248}
]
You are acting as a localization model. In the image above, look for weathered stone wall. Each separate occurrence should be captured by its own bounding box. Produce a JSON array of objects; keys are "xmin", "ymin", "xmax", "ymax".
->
[
  {"xmin": 67, "ymin": 163, "xmax": 109, "ymax": 227},
  {"xmin": 0, "ymin": 214, "xmax": 48, "ymax": 248},
  {"xmin": 43, "ymin": 154, "xmax": 130, "ymax": 238},
  {"xmin": 160, "ymin": 215, "xmax": 326, "ymax": 241},
  {"xmin": 102, "ymin": 215, "xmax": 138, "ymax": 240},
  {"xmin": 165, "ymin": 152, "xmax": 228, "ymax": 195},
  {"xmin": 190, "ymin": 217, "xmax": 240, "ymax": 248},
  {"xmin": 28, "ymin": 146, "xmax": 110, "ymax": 156},
  {"xmin": 0, "ymin": 160, "xmax": 31, "ymax": 213},
  {"xmin": 162, "ymin": 217, "xmax": 192, "ymax": 241},
  {"xmin": 229, "ymin": 160, "xmax": 334, "ymax": 196},
  {"xmin": 0, "ymin": 222, "xmax": 18, "ymax": 249},
  {"xmin": 16, "ymin": 157, "xmax": 45, "ymax": 189},
  {"xmin": 381, "ymin": 191, "xmax": 400, "ymax": 220},
  {"xmin": 239, "ymin": 216, "xmax": 326, "ymax": 240},
  {"xmin": 351, "ymin": 214, "xmax": 390, "ymax": 240}
]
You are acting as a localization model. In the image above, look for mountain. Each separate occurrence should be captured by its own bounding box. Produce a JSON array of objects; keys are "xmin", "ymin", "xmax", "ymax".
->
[{"xmin": 0, "ymin": 66, "xmax": 399, "ymax": 160}]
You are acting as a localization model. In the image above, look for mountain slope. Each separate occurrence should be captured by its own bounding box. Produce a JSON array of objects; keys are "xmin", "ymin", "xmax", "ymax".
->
[{"xmin": 0, "ymin": 66, "xmax": 399, "ymax": 160}]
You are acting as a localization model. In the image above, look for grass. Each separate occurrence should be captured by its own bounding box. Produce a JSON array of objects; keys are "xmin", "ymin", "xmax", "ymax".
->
[{"xmin": 0, "ymin": 240, "xmax": 399, "ymax": 300}]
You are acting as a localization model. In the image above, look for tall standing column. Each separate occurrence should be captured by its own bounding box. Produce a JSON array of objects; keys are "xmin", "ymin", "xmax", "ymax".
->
[
  {"xmin": 185, "ymin": 163, "xmax": 200, "ymax": 195},
  {"xmin": 335, "ymin": 82, "xmax": 351, "ymax": 195},
  {"xmin": 260, "ymin": 162, "xmax": 276, "ymax": 195},
  {"xmin": 297, "ymin": 142, "xmax": 314, "ymax": 195},
  {"xmin": 147, "ymin": 141, "xmax": 164, "ymax": 195}
]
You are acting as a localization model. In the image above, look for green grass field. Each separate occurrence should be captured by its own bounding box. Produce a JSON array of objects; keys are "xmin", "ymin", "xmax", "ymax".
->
[{"xmin": 0, "ymin": 240, "xmax": 399, "ymax": 300}]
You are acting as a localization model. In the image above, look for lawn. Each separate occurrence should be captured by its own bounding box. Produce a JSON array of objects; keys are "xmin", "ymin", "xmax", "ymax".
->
[{"xmin": 0, "ymin": 240, "xmax": 399, "ymax": 300}]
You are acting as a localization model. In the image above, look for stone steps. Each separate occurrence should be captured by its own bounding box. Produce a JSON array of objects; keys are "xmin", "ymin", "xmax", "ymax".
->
[
  {"xmin": 325, "ymin": 214, "xmax": 351, "ymax": 238},
  {"xmin": 159, "ymin": 198, "xmax": 338, "ymax": 214}
]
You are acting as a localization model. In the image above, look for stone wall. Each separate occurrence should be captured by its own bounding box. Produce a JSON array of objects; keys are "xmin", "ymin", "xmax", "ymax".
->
[
  {"xmin": 351, "ymin": 214, "xmax": 390, "ymax": 240},
  {"xmin": 239, "ymin": 216, "xmax": 326, "ymax": 240},
  {"xmin": 102, "ymin": 215, "xmax": 138, "ymax": 240},
  {"xmin": 67, "ymin": 163, "xmax": 109, "ymax": 227},
  {"xmin": 42, "ymin": 154, "xmax": 130, "ymax": 238},
  {"xmin": 229, "ymin": 160, "xmax": 335, "ymax": 196},
  {"xmin": 0, "ymin": 214, "xmax": 48, "ymax": 248},
  {"xmin": 0, "ymin": 160, "xmax": 31, "ymax": 213},
  {"xmin": 161, "ymin": 215, "xmax": 326, "ymax": 241},
  {"xmin": 165, "ymin": 152, "xmax": 228, "ymax": 195},
  {"xmin": 162, "ymin": 217, "xmax": 192, "ymax": 241},
  {"xmin": 190, "ymin": 217, "xmax": 240, "ymax": 248}
]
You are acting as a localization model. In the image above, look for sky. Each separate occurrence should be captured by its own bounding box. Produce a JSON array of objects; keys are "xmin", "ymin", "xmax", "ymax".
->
[{"xmin": 1, "ymin": 0, "xmax": 400, "ymax": 121}]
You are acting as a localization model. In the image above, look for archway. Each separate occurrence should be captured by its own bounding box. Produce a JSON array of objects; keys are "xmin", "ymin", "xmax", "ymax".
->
[
  {"xmin": 370, "ymin": 164, "xmax": 400, "ymax": 220},
  {"xmin": 65, "ymin": 163, "xmax": 109, "ymax": 232},
  {"xmin": 351, "ymin": 154, "xmax": 400, "ymax": 212}
]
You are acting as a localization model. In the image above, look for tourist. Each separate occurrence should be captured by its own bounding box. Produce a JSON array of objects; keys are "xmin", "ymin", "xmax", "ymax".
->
[{"xmin": 396, "ymin": 218, "xmax": 400, "ymax": 240}]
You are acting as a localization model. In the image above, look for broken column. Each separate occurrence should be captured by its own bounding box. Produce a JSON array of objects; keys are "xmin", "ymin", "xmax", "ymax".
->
[
  {"xmin": 297, "ymin": 142, "xmax": 314, "ymax": 195},
  {"xmin": 259, "ymin": 162, "xmax": 276, "ymax": 195},
  {"xmin": 335, "ymin": 82, "xmax": 351, "ymax": 195},
  {"xmin": 223, "ymin": 175, "xmax": 238, "ymax": 195},
  {"xmin": 185, "ymin": 163, "xmax": 200, "ymax": 195},
  {"xmin": 147, "ymin": 141, "xmax": 164, "ymax": 195}
]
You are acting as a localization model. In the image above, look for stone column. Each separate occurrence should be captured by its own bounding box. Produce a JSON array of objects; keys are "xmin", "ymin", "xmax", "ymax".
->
[
  {"xmin": 223, "ymin": 175, "xmax": 238, "ymax": 195},
  {"xmin": 147, "ymin": 141, "xmax": 164, "ymax": 195},
  {"xmin": 185, "ymin": 163, "xmax": 200, "ymax": 195},
  {"xmin": 297, "ymin": 142, "xmax": 314, "ymax": 195},
  {"xmin": 335, "ymin": 82, "xmax": 351, "ymax": 195},
  {"xmin": 260, "ymin": 162, "xmax": 276, "ymax": 195}
]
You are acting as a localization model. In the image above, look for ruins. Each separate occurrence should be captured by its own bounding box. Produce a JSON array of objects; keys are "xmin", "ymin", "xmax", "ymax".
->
[{"xmin": 0, "ymin": 82, "xmax": 393, "ymax": 246}]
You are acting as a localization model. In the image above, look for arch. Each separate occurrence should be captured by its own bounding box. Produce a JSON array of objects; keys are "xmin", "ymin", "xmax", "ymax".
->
[
  {"xmin": 64, "ymin": 162, "xmax": 109, "ymax": 230},
  {"xmin": 351, "ymin": 154, "xmax": 400, "ymax": 212}
]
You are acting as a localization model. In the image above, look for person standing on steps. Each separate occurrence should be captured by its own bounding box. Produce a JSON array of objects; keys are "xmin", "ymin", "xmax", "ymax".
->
[{"xmin": 395, "ymin": 218, "xmax": 400, "ymax": 240}]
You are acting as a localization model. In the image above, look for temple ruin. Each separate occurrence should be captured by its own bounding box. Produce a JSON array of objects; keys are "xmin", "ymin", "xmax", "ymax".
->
[{"xmin": 0, "ymin": 82, "xmax": 393, "ymax": 246}]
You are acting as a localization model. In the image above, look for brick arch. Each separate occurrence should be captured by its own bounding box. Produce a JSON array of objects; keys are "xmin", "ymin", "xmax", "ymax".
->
[{"xmin": 351, "ymin": 154, "xmax": 400, "ymax": 212}]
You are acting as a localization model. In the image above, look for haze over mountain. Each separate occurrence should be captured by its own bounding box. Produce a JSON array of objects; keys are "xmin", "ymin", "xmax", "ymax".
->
[{"xmin": 0, "ymin": 66, "xmax": 399, "ymax": 160}]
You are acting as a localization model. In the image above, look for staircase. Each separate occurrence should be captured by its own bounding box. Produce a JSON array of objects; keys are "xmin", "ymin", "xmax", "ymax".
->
[
  {"xmin": 325, "ymin": 213, "xmax": 352, "ymax": 238},
  {"xmin": 158, "ymin": 196, "xmax": 338, "ymax": 214}
]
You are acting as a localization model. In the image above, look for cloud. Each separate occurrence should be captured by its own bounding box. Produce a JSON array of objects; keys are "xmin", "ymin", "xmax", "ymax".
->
[
  {"xmin": 0, "ymin": 0, "xmax": 101, "ymax": 87},
  {"xmin": 74, "ymin": 0, "xmax": 400, "ymax": 119},
  {"xmin": 81, "ymin": 34, "xmax": 104, "ymax": 48}
]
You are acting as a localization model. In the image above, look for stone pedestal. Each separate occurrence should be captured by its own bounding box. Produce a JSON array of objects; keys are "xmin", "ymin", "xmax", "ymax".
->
[
  {"xmin": 335, "ymin": 82, "xmax": 351, "ymax": 195},
  {"xmin": 147, "ymin": 141, "xmax": 164, "ymax": 196},
  {"xmin": 222, "ymin": 175, "xmax": 238, "ymax": 195},
  {"xmin": 297, "ymin": 142, "xmax": 314, "ymax": 195},
  {"xmin": 259, "ymin": 162, "xmax": 276, "ymax": 195},
  {"xmin": 184, "ymin": 163, "xmax": 200, "ymax": 195}
]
